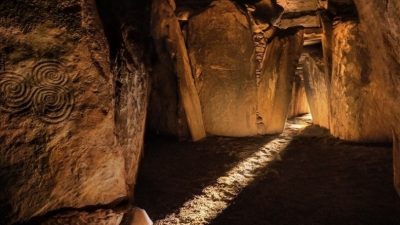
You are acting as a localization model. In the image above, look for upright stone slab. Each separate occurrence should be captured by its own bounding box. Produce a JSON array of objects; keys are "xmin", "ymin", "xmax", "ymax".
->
[
  {"xmin": 352, "ymin": 0, "xmax": 400, "ymax": 191},
  {"xmin": 351, "ymin": 0, "xmax": 400, "ymax": 143},
  {"xmin": 151, "ymin": 0, "xmax": 206, "ymax": 141},
  {"xmin": 99, "ymin": 0, "xmax": 150, "ymax": 193},
  {"xmin": 188, "ymin": 0, "xmax": 303, "ymax": 136},
  {"xmin": 0, "ymin": 0, "xmax": 150, "ymax": 224},
  {"xmin": 301, "ymin": 48, "xmax": 330, "ymax": 129},
  {"xmin": 329, "ymin": 21, "xmax": 391, "ymax": 142},
  {"xmin": 258, "ymin": 28, "xmax": 304, "ymax": 134},
  {"xmin": 188, "ymin": 0, "xmax": 258, "ymax": 137}
]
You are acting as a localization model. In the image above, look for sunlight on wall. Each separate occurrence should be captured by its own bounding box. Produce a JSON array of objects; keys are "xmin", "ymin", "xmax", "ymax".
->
[{"xmin": 155, "ymin": 117, "xmax": 310, "ymax": 225}]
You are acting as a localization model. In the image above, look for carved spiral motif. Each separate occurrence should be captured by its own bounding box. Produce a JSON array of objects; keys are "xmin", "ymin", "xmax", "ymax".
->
[
  {"xmin": 32, "ymin": 86, "xmax": 74, "ymax": 124},
  {"xmin": 0, "ymin": 72, "xmax": 32, "ymax": 113},
  {"xmin": 31, "ymin": 61, "xmax": 68, "ymax": 86},
  {"xmin": 0, "ymin": 60, "xmax": 75, "ymax": 123}
]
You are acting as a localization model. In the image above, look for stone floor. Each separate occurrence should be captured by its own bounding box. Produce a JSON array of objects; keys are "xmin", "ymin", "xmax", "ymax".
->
[{"xmin": 135, "ymin": 115, "xmax": 400, "ymax": 225}]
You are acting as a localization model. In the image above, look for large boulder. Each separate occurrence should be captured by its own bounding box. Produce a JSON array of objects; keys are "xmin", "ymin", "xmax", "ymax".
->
[
  {"xmin": 188, "ymin": 0, "xmax": 303, "ymax": 136},
  {"xmin": 0, "ymin": 0, "xmax": 149, "ymax": 224}
]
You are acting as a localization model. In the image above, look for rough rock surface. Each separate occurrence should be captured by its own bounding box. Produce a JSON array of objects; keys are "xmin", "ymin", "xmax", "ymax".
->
[
  {"xmin": 37, "ymin": 208, "xmax": 152, "ymax": 225},
  {"xmin": 329, "ymin": 21, "xmax": 392, "ymax": 142},
  {"xmin": 188, "ymin": 0, "xmax": 258, "ymax": 137},
  {"xmin": 188, "ymin": 0, "xmax": 303, "ymax": 136},
  {"xmin": 39, "ymin": 210, "xmax": 125, "ymax": 225},
  {"xmin": 277, "ymin": 0, "xmax": 319, "ymax": 13},
  {"xmin": 319, "ymin": 11, "xmax": 333, "ymax": 80},
  {"xmin": 348, "ymin": 0, "xmax": 400, "ymax": 193},
  {"xmin": 0, "ymin": 0, "xmax": 149, "ymax": 224},
  {"xmin": 352, "ymin": 0, "xmax": 400, "ymax": 142},
  {"xmin": 147, "ymin": 0, "xmax": 190, "ymax": 139},
  {"xmin": 321, "ymin": 1, "xmax": 400, "ymax": 143},
  {"xmin": 276, "ymin": 0, "xmax": 321, "ymax": 29},
  {"xmin": 96, "ymin": 0, "xmax": 150, "ymax": 194},
  {"xmin": 301, "ymin": 46, "xmax": 329, "ymax": 129}
]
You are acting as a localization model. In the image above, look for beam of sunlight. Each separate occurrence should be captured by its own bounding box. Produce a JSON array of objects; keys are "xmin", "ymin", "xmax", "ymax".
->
[{"xmin": 155, "ymin": 116, "xmax": 310, "ymax": 225}]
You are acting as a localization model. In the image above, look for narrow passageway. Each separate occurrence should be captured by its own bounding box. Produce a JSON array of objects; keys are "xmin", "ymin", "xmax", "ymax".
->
[
  {"xmin": 1, "ymin": 1, "xmax": 400, "ymax": 224},
  {"xmin": 135, "ymin": 115, "xmax": 400, "ymax": 225}
]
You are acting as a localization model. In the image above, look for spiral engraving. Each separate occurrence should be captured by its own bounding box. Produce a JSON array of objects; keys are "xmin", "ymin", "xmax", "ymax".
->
[
  {"xmin": 0, "ymin": 72, "xmax": 32, "ymax": 113},
  {"xmin": 31, "ymin": 61, "xmax": 68, "ymax": 86},
  {"xmin": 32, "ymin": 86, "xmax": 74, "ymax": 124},
  {"xmin": 0, "ymin": 60, "xmax": 75, "ymax": 123}
]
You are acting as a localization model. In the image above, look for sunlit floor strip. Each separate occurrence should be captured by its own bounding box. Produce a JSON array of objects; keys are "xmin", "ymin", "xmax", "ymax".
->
[{"xmin": 155, "ymin": 117, "xmax": 310, "ymax": 225}]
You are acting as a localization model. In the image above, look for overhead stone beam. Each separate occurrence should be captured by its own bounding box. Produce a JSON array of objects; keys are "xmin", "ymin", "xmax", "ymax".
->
[{"xmin": 278, "ymin": 14, "xmax": 321, "ymax": 28}]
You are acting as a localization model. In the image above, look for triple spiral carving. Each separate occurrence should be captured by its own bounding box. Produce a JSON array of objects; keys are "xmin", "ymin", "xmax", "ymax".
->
[{"xmin": 0, "ymin": 61, "xmax": 74, "ymax": 123}]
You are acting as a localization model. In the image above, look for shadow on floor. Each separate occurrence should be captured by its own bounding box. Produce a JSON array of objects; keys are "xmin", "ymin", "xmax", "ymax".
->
[
  {"xmin": 135, "ymin": 134, "xmax": 278, "ymax": 221},
  {"xmin": 209, "ymin": 125, "xmax": 400, "ymax": 225},
  {"xmin": 135, "ymin": 124, "xmax": 400, "ymax": 225}
]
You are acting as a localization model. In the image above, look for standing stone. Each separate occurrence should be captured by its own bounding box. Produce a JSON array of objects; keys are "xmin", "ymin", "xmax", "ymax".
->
[
  {"xmin": 147, "ymin": 0, "xmax": 190, "ymax": 139},
  {"xmin": 151, "ymin": 0, "xmax": 206, "ymax": 141},
  {"xmin": 351, "ymin": 0, "xmax": 400, "ymax": 191},
  {"xmin": 99, "ymin": 0, "xmax": 150, "ymax": 196},
  {"xmin": 188, "ymin": 0, "xmax": 258, "ymax": 137},
  {"xmin": 329, "ymin": 21, "xmax": 391, "ymax": 142},
  {"xmin": 0, "ymin": 0, "xmax": 149, "ymax": 224},
  {"xmin": 326, "ymin": 1, "xmax": 400, "ymax": 143},
  {"xmin": 301, "ymin": 47, "xmax": 330, "ymax": 129},
  {"xmin": 319, "ymin": 11, "xmax": 333, "ymax": 80},
  {"xmin": 352, "ymin": 0, "xmax": 400, "ymax": 142},
  {"xmin": 258, "ymin": 28, "xmax": 304, "ymax": 134},
  {"xmin": 148, "ymin": 60, "xmax": 189, "ymax": 139},
  {"xmin": 188, "ymin": 0, "xmax": 303, "ymax": 136}
]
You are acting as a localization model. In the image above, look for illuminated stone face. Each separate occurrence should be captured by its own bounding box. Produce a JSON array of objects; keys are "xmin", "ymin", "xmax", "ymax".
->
[
  {"xmin": 0, "ymin": 1, "xmax": 149, "ymax": 224},
  {"xmin": 187, "ymin": 0, "xmax": 304, "ymax": 137}
]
